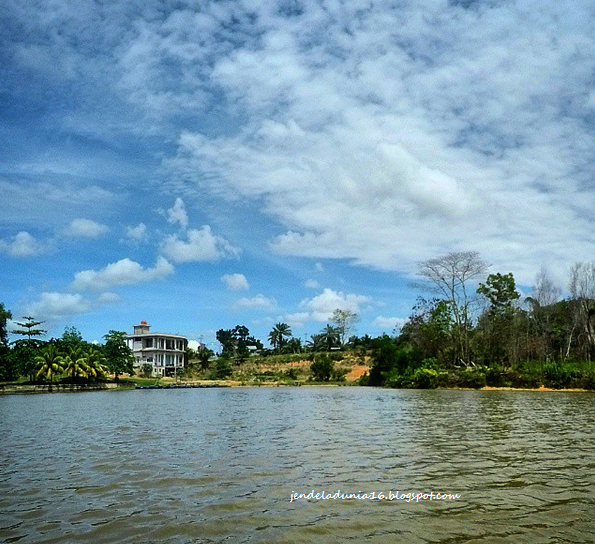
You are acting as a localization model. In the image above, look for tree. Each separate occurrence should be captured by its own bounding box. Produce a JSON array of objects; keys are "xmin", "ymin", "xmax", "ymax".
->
[
  {"xmin": 476, "ymin": 273, "xmax": 521, "ymax": 365},
  {"xmin": 11, "ymin": 316, "xmax": 46, "ymax": 340},
  {"xmin": 0, "ymin": 303, "xmax": 12, "ymax": 345},
  {"xmin": 331, "ymin": 309, "xmax": 359, "ymax": 345},
  {"xmin": 10, "ymin": 315, "xmax": 47, "ymax": 381},
  {"xmin": 34, "ymin": 344, "xmax": 65, "ymax": 390},
  {"xmin": 568, "ymin": 262, "xmax": 595, "ymax": 360},
  {"xmin": 10, "ymin": 339, "xmax": 46, "ymax": 382},
  {"xmin": 196, "ymin": 347, "xmax": 214, "ymax": 371},
  {"xmin": 63, "ymin": 346, "xmax": 90, "ymax": 382},
  {"xmin": 216, "ymin": 329, "xmax": 236, "ymax": 358},
  {"xmin": 400, "ymin": 298, "xmax": 452, "ymax": 363},
  {"xmin": 318, "ymin": 325, "xmax": 341, "ymax": 351},
  {"xmin": 285, "ymin": 337, "xmax": 302, "ymax": 354},
  {"xmin": 527, "ymin": 268, "xmax": 562, "ymax": 361},
  {"xmin": 0, "ymin": 303, "xmax": 13, "ymax": 381},
  {"xmin": 477, "ymin": 273, "xmax": 520, "ymax": 313},
  {"xmin": 268, "ymin": 323, "xmax": 292, "ymax": 353},
  {"xmin": 418, "ymin": 251, "xmax": 488, "ymax": 365},
  {"xmin": 103, "ymin": 330, "xmax": 134, "ymax": 380},
  {"xmin": 85, "ymin": 346, "xmax": 108, "ymax": 382},
  {"xmin": 532, "ymin": 267, "xmax": 561, "ymax": 307},
  {"xmin": 310, "ymin": 354, "xmax": 334, "ymax": 381}
]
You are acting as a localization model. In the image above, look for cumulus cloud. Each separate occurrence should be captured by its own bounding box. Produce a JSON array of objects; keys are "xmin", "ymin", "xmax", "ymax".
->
[
  {"xmin": 235, "ymin": 294, "xmax": 276, "ymax": 310},
  {"xmin": 305, "ymin": 279, "xmax": 320, "ymax": 289},
  {"xmin": 63, "ymin": 218, "xmax": 109, "ymax": 238},
  {"xmin": 166, "ymin": 198, "xmax": 188, "ymax": 229},
  {"xmin": 72, "ymin": 256, "xmax": 174, "ymax": 291},
  {"xmin": 125, "ymin": 223, "xmax": 148, "ymax": 242},
  {"xmin": 297, "ymin": 288, "xmax": 373, "ymax": 323},
  {"xmin": 161, "ymin": 226, "xmax": 240, "ymax": 263},
  {"xmin": 0, "ymin": 231, "xmax": 47, "ymax": 257},
  {"xmin": 221, "ymin": 273, "xmax": 249, "ymax": 291},
  {"xmin": 27, "ymin": 292, "xmax": 90, "ymax": 319},
  {"xmin": 26, "ymin": 290, "xmax": 121, "ymax": 320},
  {"xmin": 373, "ymin": 316, "xmax": 407, "ymax": 331}
]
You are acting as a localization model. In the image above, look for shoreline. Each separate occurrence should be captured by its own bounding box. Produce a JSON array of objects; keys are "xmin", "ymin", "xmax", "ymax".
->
[{"xmin": 1, "ymin": 381, "xmax": 594, "ymax": 395}]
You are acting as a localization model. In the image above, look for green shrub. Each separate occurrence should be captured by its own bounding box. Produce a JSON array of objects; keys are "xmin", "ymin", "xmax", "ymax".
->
[
  {"xmin": 457, "ymin": 368, "xmax": 486, "ymax": 389},
  {"xmin": 209, "ymin": 358, "xmax": 232, "ymax": 379},
  {"xmin": 310, "ymin": 355, "xmax": 334, "ymax": 381},
  {"xmin": 543, "ymin": 362, "xmax": 572, "ymax": 389},
  {"xmin": 412, "ymin": 368, "xmax": 438, "ymax": 389},
  {"xmin": 580, "ymin": 370, "xmax": 595, "ymax": 390},
  {"xmin": 485, "ymin": 366, "xmax": 505, "ymax": 387}
]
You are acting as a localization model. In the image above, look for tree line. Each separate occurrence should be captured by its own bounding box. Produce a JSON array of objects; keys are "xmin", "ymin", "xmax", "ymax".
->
[
  {"xmin": 0, "ymin": 313, "xmax": 134, "ymax": 386},
  {"xmin": 4, "ymin": 251, "xmax": 595, "ymax": 389},
  {"xmin": 366, "ymin": 251, "xmax": 595, "ymax": 389}
]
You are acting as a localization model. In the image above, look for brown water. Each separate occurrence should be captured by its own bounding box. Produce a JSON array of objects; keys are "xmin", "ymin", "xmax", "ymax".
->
[{"xmin": 1, "ymin": 387, "xmax": 594, "ymax": 543}]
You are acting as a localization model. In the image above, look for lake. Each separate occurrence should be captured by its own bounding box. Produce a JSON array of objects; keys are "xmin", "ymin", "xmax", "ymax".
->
[{"xmin": 1, "ymin": 387, "xmax": 594, "ymax": 543}]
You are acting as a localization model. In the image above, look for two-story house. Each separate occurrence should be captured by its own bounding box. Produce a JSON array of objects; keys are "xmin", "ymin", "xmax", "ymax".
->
[{"xmin": 126, "ymin": 321, "xmax": 187, "ymax": 377}]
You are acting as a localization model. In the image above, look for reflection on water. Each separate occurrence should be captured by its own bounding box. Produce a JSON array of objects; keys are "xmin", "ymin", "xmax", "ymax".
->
[{"xmin": 1, "ymin": 388, "xmax": 594, "ymax": 543}]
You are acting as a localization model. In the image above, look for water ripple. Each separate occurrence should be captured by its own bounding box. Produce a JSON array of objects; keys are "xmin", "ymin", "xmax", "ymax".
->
[{"xmin": 0, "ymin": 388, "xmax": 594, "ymax": 542}]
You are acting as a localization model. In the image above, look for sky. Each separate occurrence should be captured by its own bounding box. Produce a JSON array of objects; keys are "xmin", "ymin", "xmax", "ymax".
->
[{"xmin": 2, "ymin": 0, "xmax": 595, "ymax": 348}]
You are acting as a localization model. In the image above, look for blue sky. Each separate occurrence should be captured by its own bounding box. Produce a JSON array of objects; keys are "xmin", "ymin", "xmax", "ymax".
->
[{"xmin": 2, "ymin": 0, "xmax": 595, "ymax": 348}]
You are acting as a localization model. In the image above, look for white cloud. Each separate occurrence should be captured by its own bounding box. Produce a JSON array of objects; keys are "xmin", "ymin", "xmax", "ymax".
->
[
  {"xmin": 161, "ymin": 226, "xmax": 240, "ymax": 263},
  {"xmin": 305, "ymin": 278, "xmax": 320, "ymax": 289},
  {"xmin": 97, "ymin": 292, "xmax": 120, "ymax": 303},
  {"xmin": 63, "ymin": 218, "xmax": 109, "ymax": 238},
  {"xmin": 72, "ymin": 256, "xmax": 174, "ymax": 291},
  {"xmin": 222, "ymin": 273, "xmax": 249, "ymax": 291},
  {"xmin": 285, "ymin": 312, "xmax": 310, "ymax": 327},
  {"xmin": 0, "ymin": 180, "xmax": 116, "ymax": 229},
  {"xmin": 235, "ymin": 294, "xmax": 276, "ymax": 310},
  {"xmin": 167, "ymin": 2, "xmax": 595, "ymax": 285},
  {"xmin": 167, "ymin": 197, "xmax": 188, "ymax": 229},
  {"xmin": 125, "ymin": 223, "xmax": 148, "ymax": 242},
  {"xmin": 297, "ymin": 288, "xmax": 373, "ymax": 323},
  {"xmin": 6, "ymin": 1, "xmax": 595, "ymax": 288},
  {"xmin": 373, "ymin": 316, "xmax": 407, "ymax": 331},
  {"xmin": 0, "ymin": 231, "xmax": 47, "ymax": 257},
  {"xmin": 27, "ymin": 292, "xmax": 90, "ymax": 319}
]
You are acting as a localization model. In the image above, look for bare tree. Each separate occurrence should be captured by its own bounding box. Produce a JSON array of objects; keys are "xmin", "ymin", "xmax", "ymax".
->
[
  {"xmin": 532, "ymin": 267, "xmax": 561, "ymax": 307},
  {"xmin": 331, "ymin": 309, "xmax": 359, "ymax": 345},
  {"xmin": 526, "ymin": 267, "xmax": 561, "ymax": 361},
  {"xmin": 418, "ymin": 251, "xmax": 489, "ymax": 366},
  {"xmin": 569, "ymin": 262, "xmax": 595, "ymax": 360}
]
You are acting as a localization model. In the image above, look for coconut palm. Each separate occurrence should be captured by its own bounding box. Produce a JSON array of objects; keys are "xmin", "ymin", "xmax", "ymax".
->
[
  {"xmin": 268, "ymin": 323, "xmax": 292, "ymax": 353},
  {"xmin": 85, "ymin": 346, "xmax": 108, "ymax": 382},
  {"xmin": 63, "ymin": 346, "xmax": 90, "ymax": 382},
  {"xmin": 34, "ymin": 344, "xmax": 64, "ymax": 391}
]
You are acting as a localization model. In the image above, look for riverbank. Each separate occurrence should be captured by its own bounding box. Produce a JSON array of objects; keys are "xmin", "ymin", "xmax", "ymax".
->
[
  {"xmin": 2, "ymin": 380, "xmax": 594, "ymax": 394},
  {"xmin": 0, "ymin": 383, "xmax": 122, "ymax": 394}
]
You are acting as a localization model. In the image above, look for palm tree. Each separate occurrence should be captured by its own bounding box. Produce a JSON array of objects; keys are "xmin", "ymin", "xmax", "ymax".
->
[
  {"xmin": 63, "ymin": 346, "xmax": 89, "ymax": 382},
  {"xmin": 268, "ymin": 323, "xmax": 292, "ymax": 353},
  {"xmin": 34, "ymin": 344, "xmax": 64, "ymax": 391},
  {"xmin": 85, "ymin": 347, "xmax": 108, "ymax": 382},
  {"xmin": 319, "ymin": 325, "xmax": 341, "ymax": 351}
]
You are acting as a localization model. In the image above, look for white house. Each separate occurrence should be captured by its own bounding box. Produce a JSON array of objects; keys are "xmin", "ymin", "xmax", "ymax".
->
[{"xmin": 126, "ymin": 321, "xmax": 187, "ymax": 377}]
